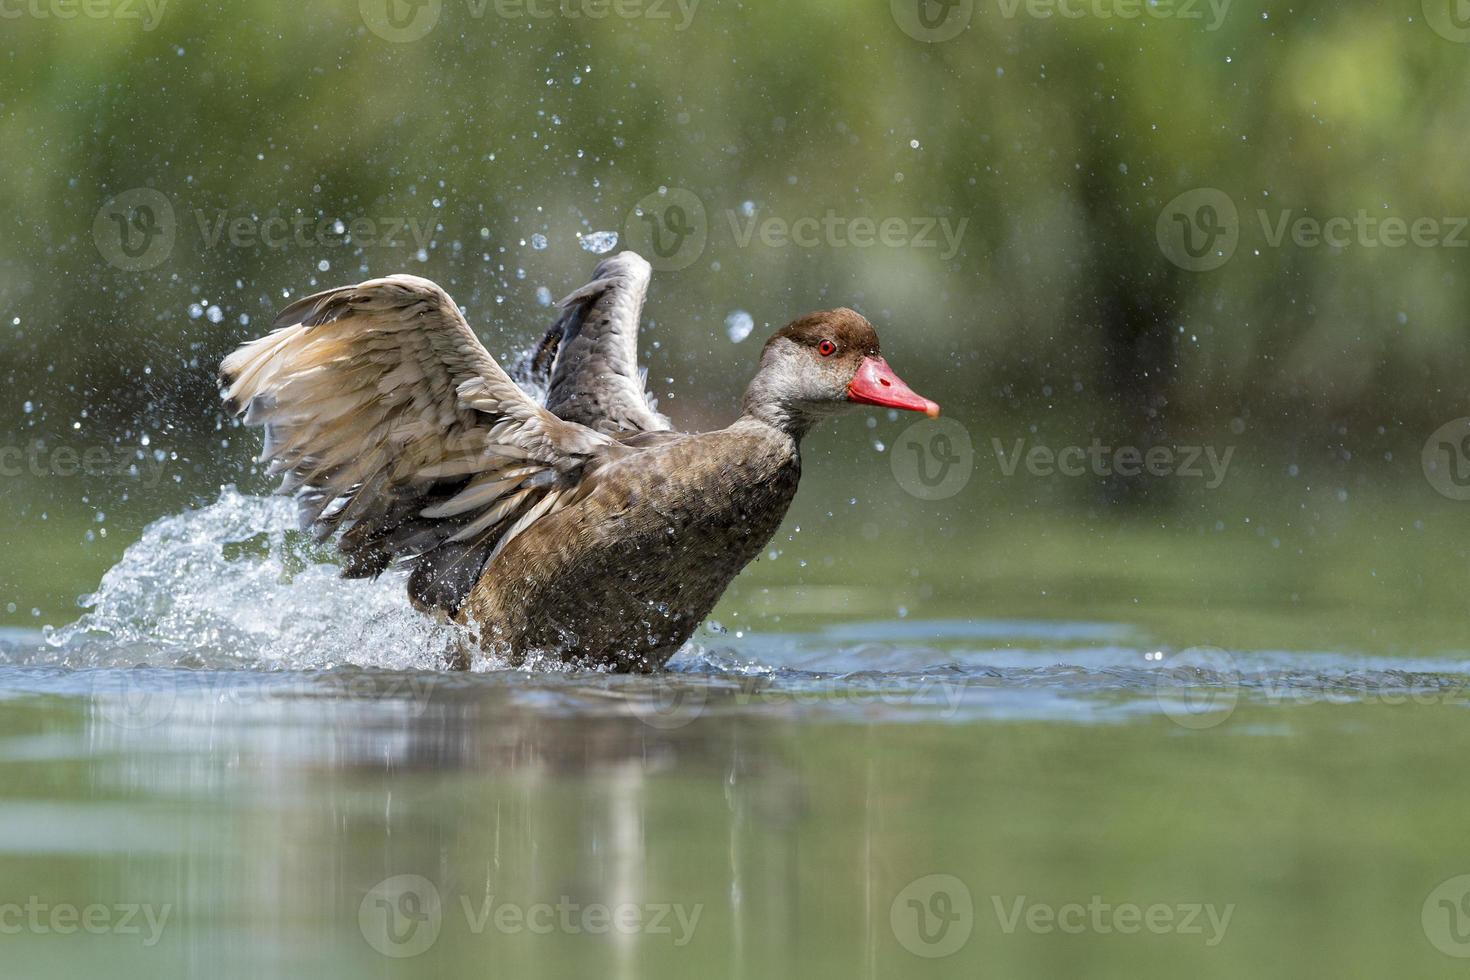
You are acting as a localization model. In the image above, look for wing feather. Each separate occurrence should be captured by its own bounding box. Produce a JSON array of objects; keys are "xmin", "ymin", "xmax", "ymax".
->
[
  {"xmin": 521, "ymin": 251, "xmax": 671, "ymax": 435},
  {"xmin": 220, "ymin": 273, "xmax": 615, "ymax": 614}
]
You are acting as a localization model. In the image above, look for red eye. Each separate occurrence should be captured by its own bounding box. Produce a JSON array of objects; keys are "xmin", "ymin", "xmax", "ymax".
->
[{"xmin": 817, "ymin": 340, "xmax": 836, "ymax": 357}]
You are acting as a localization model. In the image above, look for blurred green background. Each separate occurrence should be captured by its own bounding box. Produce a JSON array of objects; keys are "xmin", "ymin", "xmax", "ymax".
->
[
  {"xmin": 6, "ymin": 6, "xmax": 1470, "ymax": 980},
  {"xmin": 2, "ymin": 0, "xmax": 1469, "ymax": 638}
]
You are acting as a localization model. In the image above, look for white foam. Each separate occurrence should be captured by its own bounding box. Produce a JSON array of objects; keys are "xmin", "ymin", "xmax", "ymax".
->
[{"xmin": 38, "ymin": 488, "xmax": 473, "ymax": 671}]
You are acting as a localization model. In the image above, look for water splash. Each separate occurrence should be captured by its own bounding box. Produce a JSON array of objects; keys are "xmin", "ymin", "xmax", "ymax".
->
[
  {"xmin": 32, "ymin": 489, "xmax": 471, "ymax": 671},
  {"xmin": 725, "ymin": 310, "xmax": 754, "ymax": 343},
  {"xmin": 578, "ymin": 231, "xmax": 618, "ymax": 254}
]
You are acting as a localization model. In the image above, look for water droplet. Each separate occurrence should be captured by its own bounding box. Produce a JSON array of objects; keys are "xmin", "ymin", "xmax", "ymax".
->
[
  {"xmin": 530, "ymin": 233, "xmax": 548, "ymax": 250},
  {"xmin": 578, "ymin": 231, "xmax": 618, "ymax": 254},
  {"xmin": 725, "ymin": 310, "xmax": 754, "ymax": 343}
]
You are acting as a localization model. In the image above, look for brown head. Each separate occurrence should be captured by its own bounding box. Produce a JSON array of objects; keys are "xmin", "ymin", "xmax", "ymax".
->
[{"xmin": 741, "ymin": 308, "xmax": 939, "ymax": 435}]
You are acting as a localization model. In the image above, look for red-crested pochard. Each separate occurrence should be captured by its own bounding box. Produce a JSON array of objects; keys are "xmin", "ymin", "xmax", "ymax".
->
[{"xmin": 220, "ymin": 252, "xmax": 938, "ymax": 671}]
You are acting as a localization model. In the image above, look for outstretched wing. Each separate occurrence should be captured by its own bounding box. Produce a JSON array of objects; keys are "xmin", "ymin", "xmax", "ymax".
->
[
  {"xmin": 219, "ymin": 274, "xmax": 615, "ymax": 615},
  {"xmin": 522, "ymin": 251, "xmax": 671, "ymax": 435}
]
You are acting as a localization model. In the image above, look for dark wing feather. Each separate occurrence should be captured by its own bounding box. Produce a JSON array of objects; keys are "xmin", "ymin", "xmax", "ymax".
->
[
  {"xmin": 525, "ymin": 251, "xmax": 671, "ymax": 435},
  {"xmin": 220, "ymin": 274, "xmax": 615, "ymax": 614}
]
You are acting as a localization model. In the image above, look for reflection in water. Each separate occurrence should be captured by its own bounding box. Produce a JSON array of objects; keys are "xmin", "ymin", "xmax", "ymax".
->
[
  {"xmin": 39, "ymin": 671, "xmax": 812, "ymax": 978},
  {"xmin": 2, "ymin": 628, "xmax": 1470, "ymax": 977}
]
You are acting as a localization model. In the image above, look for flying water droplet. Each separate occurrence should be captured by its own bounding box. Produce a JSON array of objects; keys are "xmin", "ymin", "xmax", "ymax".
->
[
  {"xmin": 725, "ymin": 310, "xmax": 754, "ymax": 343},
  {"xmin": 578, "ymin": 231, "xmax": 618, "ymax": 254}
]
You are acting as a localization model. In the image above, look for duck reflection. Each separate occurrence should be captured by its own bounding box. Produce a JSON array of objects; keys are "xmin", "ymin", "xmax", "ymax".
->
[{"xmin": 76, "ymin": 668, "xmax": 809, "ymax": 978}]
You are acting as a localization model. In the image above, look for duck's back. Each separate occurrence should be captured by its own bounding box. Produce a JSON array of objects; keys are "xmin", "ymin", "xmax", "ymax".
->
[{"xmin": 458, "ymin": 421, "xmax": 800, "ymax": 671}]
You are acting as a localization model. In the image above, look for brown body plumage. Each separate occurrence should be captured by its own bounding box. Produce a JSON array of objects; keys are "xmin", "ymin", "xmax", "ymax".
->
[{"xmin": 220, "ymin": 252, "xmax": 937, "ymax": 671}]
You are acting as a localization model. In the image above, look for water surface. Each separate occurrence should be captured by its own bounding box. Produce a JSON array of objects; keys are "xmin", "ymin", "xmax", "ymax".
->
[{"xmin": 1, "ymin": 493, "xmax": 1469, "ymax": 978}]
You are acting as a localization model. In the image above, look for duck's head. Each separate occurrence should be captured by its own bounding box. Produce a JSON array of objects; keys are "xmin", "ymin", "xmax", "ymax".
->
[{"xmin": 742, "ymin": 308, "xmax": 939, "ymax": 436}]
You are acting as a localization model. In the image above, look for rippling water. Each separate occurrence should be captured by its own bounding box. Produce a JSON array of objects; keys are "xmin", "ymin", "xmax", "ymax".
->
[{"xmin": 3, "ymin": 494, "xmax": 1470, "ymax": 978}]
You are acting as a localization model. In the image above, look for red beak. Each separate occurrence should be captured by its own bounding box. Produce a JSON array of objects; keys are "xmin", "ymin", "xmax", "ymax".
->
[{"xmin": 847, "ymin": 357, "xmax": 940, "ymax": 418}]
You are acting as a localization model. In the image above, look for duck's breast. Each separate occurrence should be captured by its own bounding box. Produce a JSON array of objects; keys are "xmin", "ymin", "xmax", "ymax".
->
[{"xmin": 463, "ymin": 427, "xmax": 800, "ymax": 668}]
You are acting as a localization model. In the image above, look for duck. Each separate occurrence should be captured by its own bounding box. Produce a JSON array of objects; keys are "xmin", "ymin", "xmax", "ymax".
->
[{"xmin": 219, "ymin": 251, "xmax": 939, "ymax": 671}]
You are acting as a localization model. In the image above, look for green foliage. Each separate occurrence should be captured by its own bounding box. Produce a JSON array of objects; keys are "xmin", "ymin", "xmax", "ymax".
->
[{"xmin": 3, "ymin": 0, "xmax": 1466, "ymax": 441}]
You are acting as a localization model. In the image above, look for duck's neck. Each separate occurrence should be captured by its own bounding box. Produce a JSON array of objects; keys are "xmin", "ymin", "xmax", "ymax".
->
[{"xmin": 739, "ymin": 380, "xmax": 821, "ymax": 442}]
